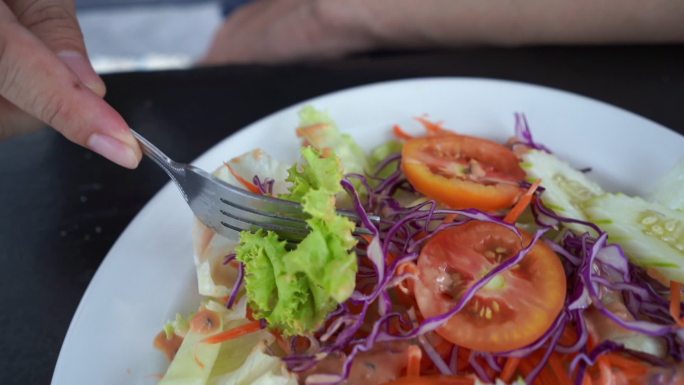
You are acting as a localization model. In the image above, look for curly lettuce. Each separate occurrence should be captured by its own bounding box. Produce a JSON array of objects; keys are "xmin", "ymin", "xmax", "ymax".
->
[{"xmin": 236, "ymin": 147, "xmax": 357, "ymax": 335}]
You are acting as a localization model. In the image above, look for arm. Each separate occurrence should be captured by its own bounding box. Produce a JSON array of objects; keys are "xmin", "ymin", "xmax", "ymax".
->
[
  {"xmin": 356, "ymin": 0, "xmax": 684, "ymax": 47},
  {"xmin": 203, "ymin": 0, "xmax": 684, "ymax": 64}
]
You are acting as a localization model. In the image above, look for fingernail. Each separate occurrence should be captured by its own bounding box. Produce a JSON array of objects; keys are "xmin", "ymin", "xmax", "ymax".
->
[
  {"xmin": 87, "ymin": 133, "xmax": 139, "ymax": 169},
  {"xmin": 57, "ymin": 50, "xmax": 106, "ymax": 97}
]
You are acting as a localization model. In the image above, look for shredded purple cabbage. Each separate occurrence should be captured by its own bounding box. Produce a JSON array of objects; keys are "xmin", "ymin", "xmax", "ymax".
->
[
  {"xmin": 419, "ymin": 335, "xmax": 453, "ymax": 375},
  {"xmin": 513, "ymin": 112, "xmax": 552, "ymax": 153},
  {"xmin": 449, "ymin": 345, "xmax": 460, "ymax": 374},
  {"xmin": 223, "ymin": 252, "xmax": 236, "ymax": 265},
  {"xmin": 226, "ymin": 262, "xmax": 244, "ymax": 309},
  {"xmin": 270, "ymin": 114, "xmax": 684, "ymax": 385},
  {"xmin": 252, "ymin": 175, "xmax": 275, "ymax": 195}
]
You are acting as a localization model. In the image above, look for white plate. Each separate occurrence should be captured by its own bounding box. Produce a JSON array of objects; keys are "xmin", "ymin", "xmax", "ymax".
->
[{"xmin": 51, "ymin": 78, "xmax": 684, "ymax": 385}]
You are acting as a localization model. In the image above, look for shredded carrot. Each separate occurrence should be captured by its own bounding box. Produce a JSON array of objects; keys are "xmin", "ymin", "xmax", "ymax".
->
[
  {"xmin": 388, "ymin": 316, "xmax": 402, "ymax": 334},
  {"xmin": 296, "ymin": 123, "xmax": 328, "ymax": 136},
  {"xmin": 587, "ymin": 333, "xmax": 597, "ymax": 351},
  {"xmin": 603, "ymin": 354, "xmax": 649, "ymax": 377},
  {"xmin": 582, "ymin": 373, "xmax": 593, "ymax": 385},
  {"xmin": 321, "ymin": 147, "xmax": 334, "ymax": 158},
  {"xmin": 500, "ymin": 357, "xmax": 521, "ymax": 383},
  {"xmin": 504, "ymin": 179, "xmax": 541, "ymax": 224},
  {"xmin": 670, "ymin": 281, "xmax": 684, "ymax": 326},
  {"xmin": 380, "ymin": 375, "xmax": 474, "ymax": 385},
  {"xmin": 193, "ymin": 352, "xmax": 205, "ymax": 369},
  {"xmin": 601, "ymin": 353, "xmax": 650, "ymax": 384},
  {"xmin": 516, "ymin": 358, "xmax": 535, "ymax": 380},
  {"xmin": 597, "ymin": 357, "xmax": 613, "ymax": 385},
  {"xmin": 192, "ymin": 344, "xmax": 206, "ymax": 368},
  {"xmin": 646, "ymin": 268, "xmax": 671, "ymax": 287},
  {"xmin": 270, "ymin": 329, "xmax": 290, "ymax": 354},
  {"xmin": 442, "ymin": 213, "xmax": 458, "ymax": 224},
  {"xmin": 225, "ymin": 163, "xmax": 261, "ymax": 194},
  {"xmin": 433, "ymin": 339, "xmax": 453, "ymax": 359},
  {"xmin": 359, "ymin": 234, "xmax": 373, "ymax": 243},
  {"xmin": 483, "ymin": 359, "xmax": 497, "ymax": 381},
  {"xmin": 245, "ymin": 306, "xmax": 257, "ymax": 321},
  {"xmin": 515, "ymin": 353, "xmax": 563, "ymax": 385},
  {"xmin": 201, "ymin": 320, "xmax": 263, "ymax": 344},
  {"xmin": 407, "ymin": 345, "xmax": 423, "ymax": 376},
  {"xmin": 393, "ymin": 124, "xmax": 414, "ymax": 141},
  {"xmin": 415, "ymin": 116, "xmax": 448, "ymax": 135},
  {"xmin": 548, "ymin": 354, "xmax": 573, "ymax": 385},
  {"xmin": 454, "ymin": 347, "xmax": 471, "ymax": 373},
  {"xmin": 296, "ymin": 123, "xmax": 329, "ymax": 147},
  {"xmin": 559, "ymin": 324, "xmax": 579, "ymax": 346}
]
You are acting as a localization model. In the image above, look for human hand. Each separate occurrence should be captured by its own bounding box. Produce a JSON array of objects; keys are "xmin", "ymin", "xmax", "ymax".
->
[
  {"xmin": 0, "ymin": 0, "xmax": 141, "ymax": 168},
  {"xmin": 202, "ymin": 0, "xmax": 377, "ymax": 64}
]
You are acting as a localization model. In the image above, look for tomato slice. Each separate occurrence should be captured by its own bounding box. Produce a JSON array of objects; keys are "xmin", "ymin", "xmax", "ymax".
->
[
  {"xmin": 380, "ymin": 375, "xmax": 474, "ymax": 385},
  {"xmin": 401, "ymin": 135, "xmax": 525, "ymax": 210},
  {"xmin": 413, "ymin": 221, "xmax": 566, "ymax": 353}
]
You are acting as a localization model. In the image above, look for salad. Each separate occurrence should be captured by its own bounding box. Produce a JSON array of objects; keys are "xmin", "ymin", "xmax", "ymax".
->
[{"xmin": 153, "ymin": 107, "xmax": 684, "ymax": 385}]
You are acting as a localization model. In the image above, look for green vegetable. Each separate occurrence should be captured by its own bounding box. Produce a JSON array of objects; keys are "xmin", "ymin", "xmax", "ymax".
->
[
  {"xmin": 649, "ymin": 157, "xmax": 684, "ymax": 211},
  {"xmin": 208, "ymin": 339, "xmax": 296, "ymax": 385},
  {"xmin": 159, "ymin": 315, "xmax": 224, "ymax": 385},
  {"xmin": 296, "ymin": 106, "xmax": 368, "ymax": 175},
  {"xmin": 237, "ymin": 147, "xmax": 357, "ymax": 335},
  {"xmin": 369, "ymin": 140, "xmax": 403, "ymax": 179},
  {"xmin": 160, "ymin": 302, "xmax": 296, "ymax": 385},
  {"xmin": 584, "ymin": 193, "xmax": 684, "ymax": 282},
  {"xmin": 521, "ymin": 150, "xmax": 603, "ymax": 233},
  {"xmin": 164, "ymin": 313, "xmax": 191, "ymax": 339}
]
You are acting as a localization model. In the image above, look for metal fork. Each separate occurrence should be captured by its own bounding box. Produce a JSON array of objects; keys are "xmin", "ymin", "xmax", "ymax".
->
[{"xmin": 132, "ymin": 130, "xmax": 374, "ymax": 241}]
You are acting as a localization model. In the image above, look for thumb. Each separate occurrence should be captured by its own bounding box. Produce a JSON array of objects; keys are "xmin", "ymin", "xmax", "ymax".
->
[
  {"xmin": 0, "ymin": 4, "xmax": 141, "ymax": 168},
  {"xmin": 7, "ymin": 0, "xmax": 105, "ymax": 97}
]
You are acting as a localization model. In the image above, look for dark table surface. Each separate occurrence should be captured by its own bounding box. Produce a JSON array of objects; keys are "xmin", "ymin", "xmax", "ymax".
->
[{"xmin": 2, "ymin": 45, "xmax": 683, "ymax": 385}]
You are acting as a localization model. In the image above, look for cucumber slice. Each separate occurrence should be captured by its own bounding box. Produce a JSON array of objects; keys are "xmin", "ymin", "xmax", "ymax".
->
[
  {"xmin": 649, "ymin": 156, "xmax": 684, "ymax": 211},
  {"xmin": 584, "ymin": 193, "xmax": 684, "ymax": 283},
  {"xmin": 160, "ymin": 315, "xmax": 224, "ymax": 385},
  {"xmin": 520, "ymin": 150, "xmax": 604, "ymax": 232}
]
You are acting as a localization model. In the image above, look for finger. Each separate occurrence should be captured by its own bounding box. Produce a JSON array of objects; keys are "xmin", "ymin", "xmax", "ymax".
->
[
  {"xmin": 6, "ymin": 0, "xmax": 105, "ymax": 97},
  {"xmin": 0, "ymin": 96, "xmax": 43, "ymax": 139},
  {"xmin": 0, "ymin": 6, "xmax": 141, "ymax": 168}
]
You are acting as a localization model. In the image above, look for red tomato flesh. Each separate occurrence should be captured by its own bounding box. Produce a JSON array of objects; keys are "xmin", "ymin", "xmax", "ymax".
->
[
  {"xmin": 401, "ymin": 135, "xmax": 525, "ymax": 211},
  {"xmin": 414, "ymin": 221, "xmax": 566, "ymax": 353}
]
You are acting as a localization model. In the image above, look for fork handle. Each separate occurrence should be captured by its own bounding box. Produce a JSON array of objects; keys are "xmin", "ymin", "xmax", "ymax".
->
[{"xmin": 131, "ymin": 130, "xmax": 178, "ymax": 172}]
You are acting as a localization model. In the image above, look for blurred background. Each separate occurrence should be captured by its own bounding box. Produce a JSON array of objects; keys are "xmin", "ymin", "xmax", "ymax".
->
[{"xmin": 78, "ymin": 0, "xmax": 232, "ymax": 72}]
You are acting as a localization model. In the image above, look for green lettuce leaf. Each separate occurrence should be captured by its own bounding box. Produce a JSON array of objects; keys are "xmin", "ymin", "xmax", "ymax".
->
[
  {"xmin": 236, "ymin": 147, "xmax": 357, "ymax": 335},
  {"xmin": 296, "ymin": 106, "xmax": 368, "ymax": 175},
  {"xmin": 369, "ymin": 140, "xmax": 403, "ymax": 179}
]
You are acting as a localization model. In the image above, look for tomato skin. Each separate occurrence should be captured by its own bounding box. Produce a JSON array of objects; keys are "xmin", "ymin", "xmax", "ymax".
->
[
  {"xmin": 190, "ymin": 309, "xmax": 221, "ymax": 334},
  {"xmin": 401, "ymin": 135, "xmax": 525, "ymax": 211},
  {"xmin": 413, "ymin": 221, "xmax": 566, "ymax": 353}
]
